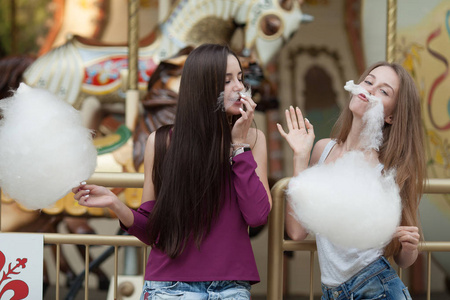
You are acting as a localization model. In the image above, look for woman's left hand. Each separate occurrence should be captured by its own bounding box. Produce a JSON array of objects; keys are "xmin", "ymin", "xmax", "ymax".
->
[
  {"xmin": 231, "ymin": 94, "xmax": 257, "ymax": 145},
  {"xmin": 394, "ymin": 226, "xmax": 420, "ymax": 252}
]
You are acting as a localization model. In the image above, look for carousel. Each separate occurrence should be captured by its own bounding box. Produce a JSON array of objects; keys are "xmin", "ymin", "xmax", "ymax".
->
[{"xmin": 0, "ymin": 0, "xmax": 449, "ymax": 299}]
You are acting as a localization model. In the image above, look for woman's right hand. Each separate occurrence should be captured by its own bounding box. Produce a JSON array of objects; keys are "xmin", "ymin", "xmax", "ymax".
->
[
  {"xmin": 277, "ymin": 106, "xmax": 315, "ymax": 157},
  {"xmin": 72, "ymin": 182, "xmax": 118, "ymax": 209},
  {"xmin": 231, "ymin": 93, "xmax": 257, "ymax": 145}
]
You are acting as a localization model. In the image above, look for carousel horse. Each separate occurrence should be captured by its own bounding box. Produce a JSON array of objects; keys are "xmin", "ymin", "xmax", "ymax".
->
[
  {"xmin": 17, "ymin": 0, "xmax": 310, "ymax": 194},
  {"xmin": 22, "ymin": 0, "xmax": 309, "ymax": 111},
  {"xmin": 14, "ymin": 0, "xmax": 309, "ymax": 205}
]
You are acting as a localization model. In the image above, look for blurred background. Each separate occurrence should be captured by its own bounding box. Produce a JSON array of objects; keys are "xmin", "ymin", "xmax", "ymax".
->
[{"xmin": 0, "ymin": 0, "xmax": 449, "ymax": 299}]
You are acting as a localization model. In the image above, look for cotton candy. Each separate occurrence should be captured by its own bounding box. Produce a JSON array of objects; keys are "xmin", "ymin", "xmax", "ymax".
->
[
  {"xmin": 287, "ymin": 151, "xmax": 401, "ymax": 250},
  {"xmin": 344, "ymin": 80, "xmax": 384, "ymax": 150},
  {"xmin": 0, "ymin": 83, "xmax": 97, "ymax": 210},
  {"xmin": 217, "ymin": 86, "xmax": 252, "ymax": 111}
]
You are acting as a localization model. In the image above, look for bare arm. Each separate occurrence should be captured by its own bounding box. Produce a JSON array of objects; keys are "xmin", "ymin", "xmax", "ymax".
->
[
  {"xmin": 277, "ymin": 106, "xmax": 316, "ymax": 240},
  {"xmin": 73, "ymin": 132, "xmax": 157, "ymax": 228}
]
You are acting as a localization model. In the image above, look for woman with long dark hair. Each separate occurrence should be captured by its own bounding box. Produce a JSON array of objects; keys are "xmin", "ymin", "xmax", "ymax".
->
[
  {"xmin": 73, "ymin": 44, "xmax": 272, "ymax": 299},
  {"xmin": 278, "ymin": 62, "xmax": 425, "ymax": 299}
]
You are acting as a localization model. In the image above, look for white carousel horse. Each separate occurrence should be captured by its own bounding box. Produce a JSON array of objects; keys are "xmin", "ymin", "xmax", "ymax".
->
[{"xmin": 22, "ymin": 0, "xmax": 310, "ymax": 110}]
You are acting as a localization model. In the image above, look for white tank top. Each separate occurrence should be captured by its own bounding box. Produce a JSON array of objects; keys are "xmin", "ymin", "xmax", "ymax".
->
[{"xmin": 316, "ymin": 140, "xmax": 383, "ymax": 287}]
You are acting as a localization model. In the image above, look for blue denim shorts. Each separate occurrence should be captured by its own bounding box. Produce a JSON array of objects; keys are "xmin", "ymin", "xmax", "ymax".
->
[
  {"xmin": 141, "ymin": 280, "xmax": 251, "ymax": 299},
  {"xmin": 321, "ymin": 256, "xmax": 412, "ymax": 300}
]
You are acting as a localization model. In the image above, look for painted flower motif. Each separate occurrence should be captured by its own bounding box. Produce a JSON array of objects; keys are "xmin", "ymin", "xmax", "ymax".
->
[{"xmin": 0, "ymin": 251, "xmax": 29, "ymax": 299}]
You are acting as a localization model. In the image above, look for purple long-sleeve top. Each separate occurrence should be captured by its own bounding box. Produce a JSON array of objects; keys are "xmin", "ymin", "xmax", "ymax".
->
[{"xmin": 121, "ymin": 151, "xmax": 270, "ymax": 283}]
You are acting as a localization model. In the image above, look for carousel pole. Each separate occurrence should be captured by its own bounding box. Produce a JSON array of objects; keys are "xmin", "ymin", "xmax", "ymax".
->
[
  {"xmin": 122, "ymin": 0, "xmax": 141, "ymax": 284},
  {"xmin": 386, "ymin": 0, "xmax": 397, "ymax": 63},
  {"xmin": 126, "ymin": 0, "xmax": 140, "ymax": 130}
]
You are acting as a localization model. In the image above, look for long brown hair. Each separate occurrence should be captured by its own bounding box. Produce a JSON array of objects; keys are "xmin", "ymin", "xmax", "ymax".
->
[
  {"xmin": 146, "ymin": 44, "xmax": 242, "ymax": 258},
  {"xmin": 331, "ymin": 62, "xmax": 425, "ymax": 257}
]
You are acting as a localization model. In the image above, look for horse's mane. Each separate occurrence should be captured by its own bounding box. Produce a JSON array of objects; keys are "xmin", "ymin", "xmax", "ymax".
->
[
  {"xmin": 132, "ymin": 46, "xmax": 194, "ymax": 171},
  {"xmin": 0, "ymin": 55, "xmax": 36, "ymax": 100}
]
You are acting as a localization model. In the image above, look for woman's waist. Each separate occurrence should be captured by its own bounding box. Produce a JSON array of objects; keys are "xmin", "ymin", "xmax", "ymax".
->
[
  {"xmin": 145, "ymin": 245, "xmax": 260, "ymax": 282},
  {"xmin": 322, "ymin": 256, "xmax": 395, "ymax": 291},
  {"xmin": 316, "ymin": 235, "xmax": 384, "ymax": 286}
]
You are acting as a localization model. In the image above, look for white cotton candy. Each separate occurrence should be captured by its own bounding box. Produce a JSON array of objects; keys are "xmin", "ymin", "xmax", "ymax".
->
[
  {"xmin": 360, "ymin": 97, "xmax": 384, "ymax": 150},
  {"xmin": 344, "ymin": 80, "xmax": 384, "ymax": 150},
  {"xmin": 287, "ymin": 151, "xmax": 401, "ymax": 250},
  {"xmin": 0, "ymin": 83, "xmax": 97, "ymax": 210},
  {"xmin": 217, "ymin": 86, "xmax": 252, "ymax": 111}
]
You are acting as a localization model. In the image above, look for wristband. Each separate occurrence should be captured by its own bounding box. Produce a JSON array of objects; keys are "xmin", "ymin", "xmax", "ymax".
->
[{"xmin": 230, "ymin": 146, "xmax": 251, "ymax": 164}]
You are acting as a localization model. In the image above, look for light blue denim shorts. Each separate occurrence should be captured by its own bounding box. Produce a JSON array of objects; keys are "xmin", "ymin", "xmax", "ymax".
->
[
  {"xmin": 141, "ymin": 280, "xmax": 251, "ymax": 299},
  {"xmin": 321, "ymin": 256, "xmax": 412, "ymax": 300}
]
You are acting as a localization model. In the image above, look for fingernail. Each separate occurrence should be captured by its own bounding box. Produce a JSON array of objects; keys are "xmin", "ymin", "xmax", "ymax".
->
[
  {"xmin": 85, "ymin": 190, "xmax": 90, "ymax": 192},
  {"xmin": 84, "ymin": 195, "xmax": 89, "ymax": 198},
  {"xmin": 305, "ymin": 118, "xmax": 310, "ymax": 123},
  {"xmin": 239, "ymin": 108, "xmax": 244, "ymax": 112},
  {"xmin": 81, "ymin": 181, "xmax": 86, "ymax": 185}
]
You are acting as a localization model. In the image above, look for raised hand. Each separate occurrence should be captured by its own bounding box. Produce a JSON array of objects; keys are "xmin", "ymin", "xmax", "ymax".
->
[
  {"xmin": 277, "ymin": 106, "xmax": 315, "ymax": 157},
  {"xmin": 231, "ymin": 93, "xmax": 257, "ymax": 145}
]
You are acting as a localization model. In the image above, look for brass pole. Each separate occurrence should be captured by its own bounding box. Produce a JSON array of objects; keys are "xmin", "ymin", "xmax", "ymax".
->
[
  {"xmin": 309, "ymin": 251, "xmax": 314, "ymax": 300},
  {"xmin": 267, "ymin": 177, "xmax": 290, "ymax": 300},
  {"xmin": 114, "ymin": 246, "xmax": 119, "ymax": 300},
  {"xmin": 85, "ymin": 244, "xmax": 90, "ymax": 300},
  {"xmin": 126, "ymin": 0, "xmax": 140, "ymax": 130},
  {"xmin": 128, "ymin": 0, "xmax": 139, "ymax": 91},
  {"xmin": 386, "ymin": 0, "xmax": 397, "ymax": 63},
  {"xmin": 424, "ymin": 178, "xmax": 450, "ymax": 194},
  {"xmin": 56, "ymin": 244, "xmax": 60, "ymax": 300},
  {"xmin": 427, "ymin": 252, "xmax": 431, "ymax": 300}
]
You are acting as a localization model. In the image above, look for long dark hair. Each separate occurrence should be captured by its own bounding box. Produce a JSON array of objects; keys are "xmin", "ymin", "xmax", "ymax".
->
[
  {"xmin": 331, "ymin": 62, "xmax": 425, "ymax": 257},
  {"xmin": 147, "ymin": 44, "xmax": 242, "ymax": 258}
]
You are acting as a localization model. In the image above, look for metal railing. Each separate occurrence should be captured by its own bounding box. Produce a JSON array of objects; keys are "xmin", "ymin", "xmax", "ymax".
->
[
  {"xmin": 44, "ymin": 233, "xmax": 147, "ymax": 300},
  {"xmin": 267, "ymin": 178, "xmax": 450, "ymax": 300},
  {"xmin": 0, "ymin": 173, "xmax": 149, "ymax": 299},
  {"xmin": 1, "ymin": 174, "xmax": 450, "ymax": 299}
]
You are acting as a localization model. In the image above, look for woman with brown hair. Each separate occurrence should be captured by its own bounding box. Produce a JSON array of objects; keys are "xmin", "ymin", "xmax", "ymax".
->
[
  {"xmin": 278, "ymin": 61, "xmax": 425, "ymax": 299},
  {"xmin": 73, "ymin": 43, "xmax": 272, "ymax": 299}
]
